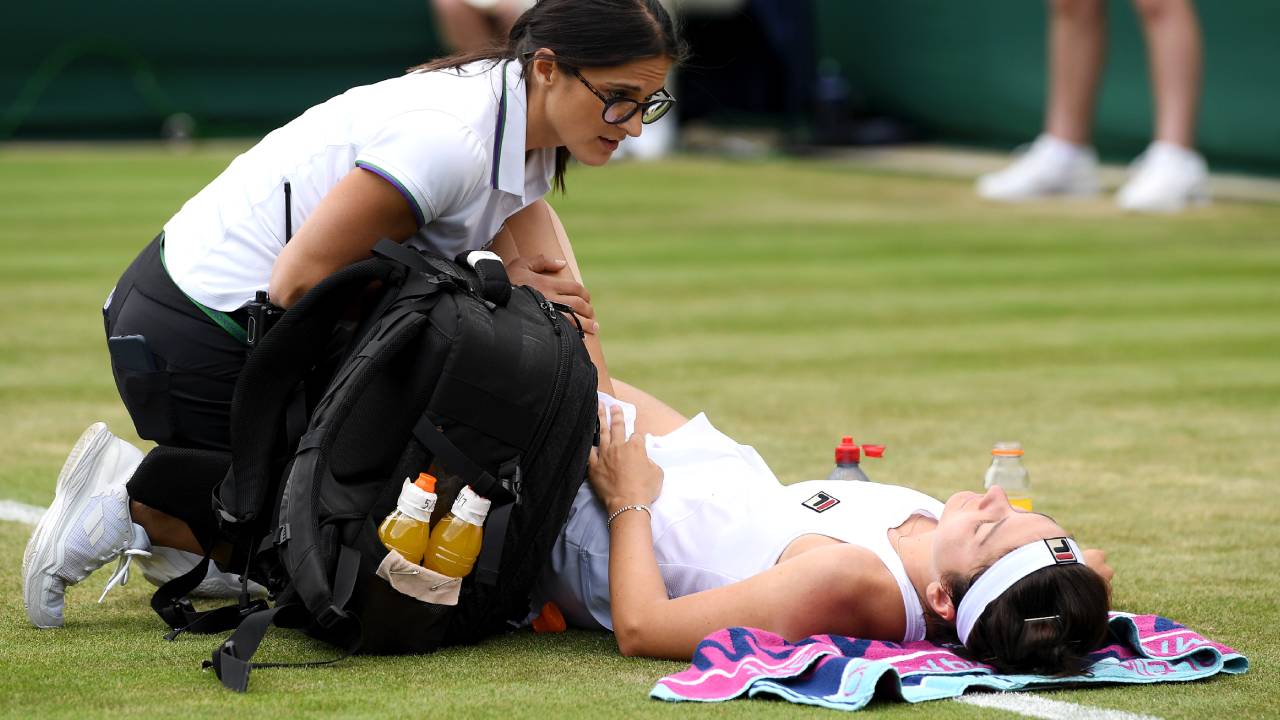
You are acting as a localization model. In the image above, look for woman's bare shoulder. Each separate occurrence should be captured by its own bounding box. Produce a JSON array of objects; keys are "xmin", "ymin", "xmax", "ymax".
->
[
  {"xmin": 799, "ymin": 543, "xmax": 898, "ymax": 589},
  {"xmin": 771, "ymin": 542, "xmax": 907, "ymax": 641}
]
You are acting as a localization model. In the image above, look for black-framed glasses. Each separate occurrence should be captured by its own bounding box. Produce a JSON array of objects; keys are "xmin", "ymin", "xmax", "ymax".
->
[{"xmin": 570, "ymin": 68, "xmax": 675, "ymax": 125}]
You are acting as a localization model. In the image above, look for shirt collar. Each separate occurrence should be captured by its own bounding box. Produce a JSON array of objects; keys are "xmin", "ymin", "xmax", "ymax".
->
[{"xmin": 491, "ymin": 59, "xmax": 533, "ymax": 198}]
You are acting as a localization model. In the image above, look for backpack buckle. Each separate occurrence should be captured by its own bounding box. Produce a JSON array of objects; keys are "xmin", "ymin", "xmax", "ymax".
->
[
  {"xmin": 239, "ymin": 598, "xmax": 269, "ymax": 620},
  {"xmin": 316, "ymin": 604, "xmax": 349, "ymax": 629},
  {"xmin": 499, "ymin": 460, "xmax": 522, "ymax": 506},
  {"xmin": 158, "ymin": 597, "xmax": 197, "ymax": 630}
]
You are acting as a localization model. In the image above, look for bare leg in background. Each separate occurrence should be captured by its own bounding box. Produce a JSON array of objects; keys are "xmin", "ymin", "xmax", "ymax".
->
[
  {"xmin": 1131, "ymin": 0, "xmax": 1202, "ymax": 148},
  {"xmin": 430, "ymin": 0, "xmax": 528, "ymax": 52},
  {"xmin": 1045, "ymin": 0, "xmax": 1109, "ymax": 145},
  {"xmin": 431, "ymin": 0, "xmax": 501, "ymax": 52}
]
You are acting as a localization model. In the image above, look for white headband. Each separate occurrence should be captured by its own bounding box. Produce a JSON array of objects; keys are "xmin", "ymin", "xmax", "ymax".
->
[{"xmin": 955, "ymin": 537, "xmax": 1084, "ymax": 645}]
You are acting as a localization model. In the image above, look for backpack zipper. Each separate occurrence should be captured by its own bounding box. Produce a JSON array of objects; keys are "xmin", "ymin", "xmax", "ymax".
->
[
  {"xmin": 521, "ymin": 288, "xmax": 571, "ymax": 484},
  {"xmin": 483, "ymin": 376, "xmax": 595, "ymax": 628},
  {"xmin": 454, "ymin": 288, "xmax": 571, "ymax": 623}
]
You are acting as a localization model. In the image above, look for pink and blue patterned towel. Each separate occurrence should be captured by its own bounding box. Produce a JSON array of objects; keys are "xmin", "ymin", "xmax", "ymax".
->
[{"xmin": 652, "ymin": 612, "xmax": 1247, "ymax": 711}]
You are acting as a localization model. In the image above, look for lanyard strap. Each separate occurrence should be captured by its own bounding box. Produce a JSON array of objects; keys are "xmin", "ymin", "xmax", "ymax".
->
[{"xmin": 157, "ymin": 234, "xmax": 249, "ymax": 345}]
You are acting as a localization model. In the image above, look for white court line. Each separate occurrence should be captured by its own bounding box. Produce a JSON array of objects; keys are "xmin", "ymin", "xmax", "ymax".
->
[
  {"xmin": 1, "ymin": 497, "xmax": 1160, "ymax": 720},
  {"xmin": 0, "ymin": 500, "xmax": 46, "ymax": 525},
  {"xmin": 957, "ymin": 693, "xmax": 1162, "ymax": 720}
]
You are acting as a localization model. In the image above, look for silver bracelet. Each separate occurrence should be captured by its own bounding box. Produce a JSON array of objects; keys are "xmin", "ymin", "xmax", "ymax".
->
[{"xmin": 607, "ymin": 503, "xmax": 652, "ymax": 529}]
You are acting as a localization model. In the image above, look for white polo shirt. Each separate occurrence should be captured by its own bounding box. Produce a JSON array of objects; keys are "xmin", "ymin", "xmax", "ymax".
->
[{"xmin": 161, "ymin": 59, "xmax": 554, "ymax": 311}]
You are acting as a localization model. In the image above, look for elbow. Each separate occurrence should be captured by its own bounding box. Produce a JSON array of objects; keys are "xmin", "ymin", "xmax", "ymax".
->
[
  {"xmin": 272, "ymin": 284, "xmax": 306, "ymax": 310},
  {"xmin": 267, "ymin": 271, "xmax": 312, "ymax": 310},
  {"xmin": 613, "ymin": 618, "xmax": 650, "ymax": 658},
  {"xmin": 615, "ymin": 618, "xmax": 692, "ymax": 661},
  {"xmin": 269, "ymin": 245, "xmax": 331, "ymax": 309}
]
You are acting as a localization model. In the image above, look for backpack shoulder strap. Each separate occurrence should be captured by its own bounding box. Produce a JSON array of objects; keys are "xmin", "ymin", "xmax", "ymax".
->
[
  {"xmin": 151, "ymin": 554, "xmax": 267, "ymax": 639},
  {"xmin": 410, "ymin": 416, "xmax": 513, "ymax": 505},
  {"xmin": 374, "ymin": 238, "xmax": 512, "ymax": 307},
  {"xmin": 204, "ymin": 545, "xmax": 363, "ymax": 692},
  {"xmin": 371, "ymin": 237, "xmax": 431, "ymax": 273},
  {"xmin": 217, "ymin": 255, "xmax": 399, "ymax": 530},
  {"xmin": 456, "ymin": 250, "xmax": 511, "ymax": 307}
]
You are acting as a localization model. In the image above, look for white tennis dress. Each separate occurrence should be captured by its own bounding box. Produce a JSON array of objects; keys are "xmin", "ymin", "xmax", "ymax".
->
[{"xmin": 535, "ymin": 395, "xmax": 944, "ymax": 643}]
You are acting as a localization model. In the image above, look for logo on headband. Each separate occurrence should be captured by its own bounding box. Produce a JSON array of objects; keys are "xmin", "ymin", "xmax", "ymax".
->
[
  {"xmin": 1044, "ymin": 537, "xmax": 1079, "ymax": 564},
  {"xmin": 802, "ymin": 491, "xmax": 840, "ymax": 513}
]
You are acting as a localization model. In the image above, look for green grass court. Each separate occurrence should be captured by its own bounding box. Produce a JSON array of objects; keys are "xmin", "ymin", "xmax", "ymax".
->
[{"xmin": 1, "ymin": 145, "xmax": 1276, "ymax": 718}]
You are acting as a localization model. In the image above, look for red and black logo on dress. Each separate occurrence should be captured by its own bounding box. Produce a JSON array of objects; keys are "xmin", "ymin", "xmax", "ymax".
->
[
  {"xmin": 802, "ymin": 491, "xmax": 840, "ymax": 513},
  {"xmin": 1044, "ymin": 537, "xmax": 1079, "ymax": 564}
]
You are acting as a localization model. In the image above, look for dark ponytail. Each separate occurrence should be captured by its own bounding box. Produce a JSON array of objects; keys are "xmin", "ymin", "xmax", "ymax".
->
[
  {"xmin": 411, "ymin": 0, "xmax": 689, "ymax": 193},
  {"xmin": 924, "ymin": 564, "xmax": 1111, "ymax": 676}
]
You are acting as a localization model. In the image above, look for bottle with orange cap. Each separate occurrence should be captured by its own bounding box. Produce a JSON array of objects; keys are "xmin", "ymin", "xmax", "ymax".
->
[
  {"xmin": 984, "ymin": 441, "xmax": 1032, "ymax": 511},
  {"xmin": 827, "ymin": 436, "xmax": 885, "ymax": 482},
  {"xmin": 377, "ymin": 472, "xmax": 439, "ymax": 565}
]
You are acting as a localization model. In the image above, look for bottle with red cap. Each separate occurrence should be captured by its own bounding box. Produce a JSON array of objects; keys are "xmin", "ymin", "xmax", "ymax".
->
[{"xmin": 827, "ymin": 436, "xmax": 885, "ymax": 482}]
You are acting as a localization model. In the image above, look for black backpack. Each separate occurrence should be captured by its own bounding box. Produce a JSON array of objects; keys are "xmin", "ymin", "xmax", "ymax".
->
[{"xmin": 148, "ymin": 240, "xmax": 598, "ymax": 691}]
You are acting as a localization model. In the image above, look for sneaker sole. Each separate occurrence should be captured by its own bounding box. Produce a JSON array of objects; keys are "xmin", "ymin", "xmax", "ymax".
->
[
  {"xmin": 1117, "ymin": 189, "xmax": 1211, "ymax": 213},
  {"xmin": 977, "ymin": 184, "xmax": 1101, "ymax": 202},
  {"xmin": 22, "ymin": 423, "xmax": 114, "ymax": 628}
]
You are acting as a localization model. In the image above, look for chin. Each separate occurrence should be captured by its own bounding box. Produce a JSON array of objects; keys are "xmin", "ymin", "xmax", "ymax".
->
[
  {"xmin": 574, "ymin": 147, "xmax": 612, "ymax": 167},
  {"xmin": 566, "ymin": 137, "xmax": 618, "ymax": 167},
  {"xmin": 576, "ymin": 153, "xmax": 611, "ymax": 167}
]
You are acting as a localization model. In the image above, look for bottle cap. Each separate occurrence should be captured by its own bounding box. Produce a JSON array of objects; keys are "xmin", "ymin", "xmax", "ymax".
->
[
  {"xmin": 414, "ymin": 472, "xmax": 437, "ymax": 493},
  {"xmin": 835, "ymin": 436, "xmax": 861, "ymax": 464},
  {"xmin": 451, "ymin": 486, "xmax": 492, "ymax": 526},
  {"xmin": 835, "ymin": 437, "xmax": 885, "ymax": 463},
  {"xmin": 991, "ymin": 441, "xmax": 1024, "ymax": 457},
  {"xmin": 397, "ymin": 477, "xmax": 438, "ymax": 522},
  {"xmin": 531, "ymin": 601, "xmax": 566, "ymax": 633}
]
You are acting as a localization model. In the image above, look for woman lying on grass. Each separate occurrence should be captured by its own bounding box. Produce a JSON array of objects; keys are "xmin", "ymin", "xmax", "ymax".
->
[{"xmin": 535, "ymin": 388, "xmax": 1115, "ymax": 676}]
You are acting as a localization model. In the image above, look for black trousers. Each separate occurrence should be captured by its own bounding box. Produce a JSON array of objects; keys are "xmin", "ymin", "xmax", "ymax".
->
[{"xmin": 104, "ymin": 233, "xmax": 248, "ymax": 546}]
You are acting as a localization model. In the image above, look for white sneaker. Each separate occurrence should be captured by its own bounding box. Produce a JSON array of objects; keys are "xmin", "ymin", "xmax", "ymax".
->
[
  {"xmin": 1116, "ymin": 141, "xmax": 1210, "ymax": 213},
  {"xmin": 977, "ymin": 134, "xmax": 1100, "ymax": 201},
  {"xmin": 22, "ymin": 423, "xmax": 148, "ymax": 628},
  {"xmin": 138, "ymin": 546, "xmax": 267, "ymax": 599}
]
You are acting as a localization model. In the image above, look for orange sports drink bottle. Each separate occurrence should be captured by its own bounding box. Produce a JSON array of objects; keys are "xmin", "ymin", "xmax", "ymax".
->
[
  {"xmin": 424, "ymin": 486, "xmax": 491, "ymax": 578},
  {"xmin": 377, "ymin": 473, "xmax": 439, "ymax": 565},
  {"xmin": 984, "ymin": 442, "xmax": 1032, "ymax": 511}
]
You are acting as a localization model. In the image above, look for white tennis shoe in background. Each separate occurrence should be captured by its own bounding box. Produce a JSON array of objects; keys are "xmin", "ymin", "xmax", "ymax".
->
[
  {"xmin": 138, "ymin": 546, "xmax": 267, "ymax": 598},
  {"xmin": 1117, "ymin": 141, "xmax": 1210, "ymax": 213},
  {"xmin": 977, "ymin": 134, "xmax": 1100, "ymax": 201}
]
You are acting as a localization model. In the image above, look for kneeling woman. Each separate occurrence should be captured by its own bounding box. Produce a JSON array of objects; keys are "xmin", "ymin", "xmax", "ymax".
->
[
  {"xmin": 23, "ymin": 0, "xmax": 683, "ymax": 628},
  {"xmin": 538, "ymin": 398, "xmax": 1115, "ymax": 676}
]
